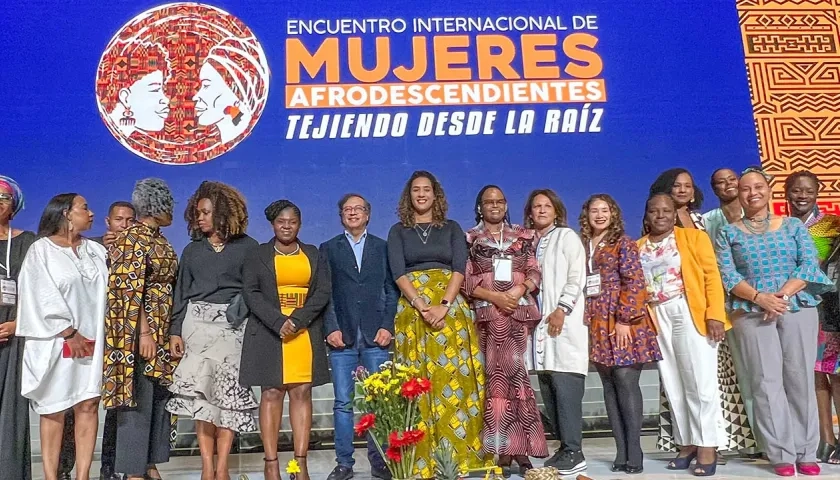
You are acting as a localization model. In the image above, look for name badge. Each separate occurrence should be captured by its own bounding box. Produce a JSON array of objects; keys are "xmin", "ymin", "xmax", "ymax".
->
[
  {"xmin": 0, "ymin": 279, "xmax": 16, "ymax": 306},
  {"xmin": 585, "ymin": 274, "xmax": 601, "ymax": 298},
  {"xmin": 493, "ymin": 255, "xmax": 513, "ymax": 282}
]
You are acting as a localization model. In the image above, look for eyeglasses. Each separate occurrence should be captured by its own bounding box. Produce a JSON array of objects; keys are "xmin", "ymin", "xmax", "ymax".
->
[
  {"xmin": 481, "ymin": 199, "xmax": 507, "ymax": 207},
  {"xmin": 342, "ymin": 206, "xmax": 368, "ymax": 214},
  {"xmin": 0, "ymin": 193, "xmax": 12, "ymax": 205}
]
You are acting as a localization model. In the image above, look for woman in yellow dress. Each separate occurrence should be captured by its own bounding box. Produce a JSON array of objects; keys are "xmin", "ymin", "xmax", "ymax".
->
[{"xmin": 240, "ymin": 200, "xmax": 331, "ymax": 480}]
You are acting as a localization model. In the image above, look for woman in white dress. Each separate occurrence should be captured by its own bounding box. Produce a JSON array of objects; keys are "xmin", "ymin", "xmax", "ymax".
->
[
  {"xmin": 16, "ymin": 193, "xmax": 108, "ymax": 480},
  {"xmin": 523, "ymin": 189, "xmax": 589, "ymax": 477}
]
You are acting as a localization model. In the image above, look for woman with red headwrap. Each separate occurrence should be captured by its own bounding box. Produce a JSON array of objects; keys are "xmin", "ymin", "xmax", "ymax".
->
[{"xmin": 0, "ymin": 175, "xmax": 35, "ymax": 479}]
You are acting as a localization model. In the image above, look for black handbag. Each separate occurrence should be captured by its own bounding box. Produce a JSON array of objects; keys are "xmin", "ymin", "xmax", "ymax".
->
[
  {"xmin": 225, "ymin": 293, "xmax": 249, "ymax": 330},
  {"xmin": 819, "ymin": 240, "xmax": 840, "ymax": 332}
]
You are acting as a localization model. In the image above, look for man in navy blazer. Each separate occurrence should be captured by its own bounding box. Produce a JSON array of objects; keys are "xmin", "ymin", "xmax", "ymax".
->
[{"xmin": 320, "ymin": 193, "xmax": 398, "ymax": 480}]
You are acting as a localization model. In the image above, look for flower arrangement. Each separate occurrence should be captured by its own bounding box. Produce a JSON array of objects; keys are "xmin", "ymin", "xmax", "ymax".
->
[{"xmin": 353, "ymin": 362, "xmax": 432, "ymax": 479}]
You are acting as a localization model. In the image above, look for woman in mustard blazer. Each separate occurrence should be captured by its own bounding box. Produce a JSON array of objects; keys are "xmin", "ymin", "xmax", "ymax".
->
[{"xmin": 638, "ymin": 193, "xmax": 729, "ymax": 477}]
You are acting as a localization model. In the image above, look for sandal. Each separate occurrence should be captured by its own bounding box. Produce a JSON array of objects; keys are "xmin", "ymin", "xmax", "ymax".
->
[
  {"xmin": 514, "ymin": 456, "xmax": 533, "ymax": 476},
  {"xmin": 828, "ymin": 447, "xmax": 840, "ymax": 465},
  {"xmin": 145, "ymin": 466, "xmax": 163, "ymax": 480},
  {"xmin": 498, "ymin": 455, "xmax": 512, "ymax": 478},
  {"xmin": 667, "ymin": 451, "xmax": 697, "ymax": 470},
  {"xmin": 264, "ymin": 457, "xmax": 281, "ymax": 480},
  {"xmin": 818, "ymin": 440, "xmax": 835, "ymax": 463},
  {"xmin": 693, "ymin": 462, "xmax": 717, "ymax": 476}
]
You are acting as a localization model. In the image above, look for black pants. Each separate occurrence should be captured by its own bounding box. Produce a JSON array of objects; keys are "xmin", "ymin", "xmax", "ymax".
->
[
  {"xmin": 58, "ymin": 407, "xmax": 118, "ymax": 475},
  {"xmin": 596, "ymin": 363, "xmax": 644, "ymax": 467},
  {"xmin": 538, "ymin": 371, "xmax": 585, "ymax": 453},
  {"xmin": 115, "ymin": 372, "xmax": 172, "ymax": 477}
]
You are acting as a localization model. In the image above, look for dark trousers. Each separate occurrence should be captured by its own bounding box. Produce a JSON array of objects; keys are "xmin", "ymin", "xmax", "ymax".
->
[
  {"xmin": 58, "ymin": 407, "xmax": 118, "ymax": 474},
  {"xmin": 114, "ymin": 373, "xmax": 172, "ymax": 477},
  {"xmin": 596, "ymin": 364, "xmax": 644, "ymax": 467},
  {"xmin": 538, "ymin": 371, "xmax": 585, "ymax": 453}
]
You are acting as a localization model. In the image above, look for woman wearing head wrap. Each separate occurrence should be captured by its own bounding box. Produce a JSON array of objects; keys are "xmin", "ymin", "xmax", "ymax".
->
[
  {"xmin": 0, "ymin": 175, "xmax": 36, "ymax": 479},
  {"xmin": 102, "ymin": 178, "xmax": 179, "ymax": 480}
]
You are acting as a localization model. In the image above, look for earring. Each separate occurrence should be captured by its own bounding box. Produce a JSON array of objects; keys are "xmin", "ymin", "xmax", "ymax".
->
[
  {"xmin": 224, "ymin": 103, "xmax": 243, "ymax": 126},
  {"xmin": 120, "ymin": 108, "xmax": 135, "ymax": 127}
]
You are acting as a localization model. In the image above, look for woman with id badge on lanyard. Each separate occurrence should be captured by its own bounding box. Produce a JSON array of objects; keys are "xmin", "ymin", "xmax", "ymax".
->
[
  {"xmin": 0, "ymin": 175, "xmax": 37, "ymax": 479},
  {"xmin": 463, "ymin": 185, "xmax": 548, "ymax": 476},
  {"xmin": 580, "ymin": 194, "xmax": 662, "ymax": 475}
]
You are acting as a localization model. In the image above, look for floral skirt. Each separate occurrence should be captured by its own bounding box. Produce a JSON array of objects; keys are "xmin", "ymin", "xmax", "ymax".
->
[
  {"xmin": 816, "ymin": 327, "xmax": 840, "ymax": 374},
  {"xmin": 394, "ymin": 269, "xmax": 492, "ymax": 478},
  {"xmin": 166, "ymin": 301, "xmax": 258, "ymax": 433}
]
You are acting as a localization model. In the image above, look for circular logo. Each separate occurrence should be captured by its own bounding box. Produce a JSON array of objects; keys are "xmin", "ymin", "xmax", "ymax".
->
[{"xmin": 95, "ymin": 3, "xmax": 271, "ymax": 165}]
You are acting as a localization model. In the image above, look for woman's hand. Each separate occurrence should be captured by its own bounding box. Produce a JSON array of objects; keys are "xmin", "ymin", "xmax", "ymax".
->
[
  {"xmin": 505, "ymin": 285, "xmax": 527, "ymax": 303},
  {"xmin": 546, "ymin": 309, "xmax": 566, "ymax": 337},
  {"xmin": 412, "ymin": 297, "xmax": 431, "ymax": 313},
  {"xmin": 491, "ymin": 291, "xmax": 518, "ymax": 314},
  {"xmin": 279, "ymin": 319, "xmax": 298, "ymax": 338},
  {"xmin": 612, "ymin": 323, "xmax": 632, "ymax": 350},
  {"xmin": 66, "ymin": 332, "xmax": 94, "ymax": 358},
  {"xmin": 138, "ymin": 332, "xmax": 156, "ymax": 361},
  {"xmin": 755, "ymin": 292, "xmax": 788, "ymax": 320},
  {"xmin": 170, "ymin": 335, "xmax": 185, "ymax": 359},
  {"xmin": 706, "ymin": 319, "xmax": 726, "ymax": 343},
  {"xmin": 424, "ymin": 305, "xmax": 449, "ymax": 330},
  {"xmin": 0, "ymin": 320, "xmax": 16, "ymax": 343}
]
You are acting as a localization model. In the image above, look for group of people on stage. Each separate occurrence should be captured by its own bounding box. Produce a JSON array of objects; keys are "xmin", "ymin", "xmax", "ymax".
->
[{"xmin": 0, "ymin": 165, "xmax": 837, "ymax": 480}]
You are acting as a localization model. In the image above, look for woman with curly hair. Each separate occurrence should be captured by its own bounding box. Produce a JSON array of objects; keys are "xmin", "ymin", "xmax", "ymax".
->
[
  {"xmin": 103, "ymin": 178, "xmax": 179, "ymax": 480},
  {"xmin": 581, "ymin": 194, "xmax": 662, "ymax": 475},
  {"xmin": 462, "ymin": 185, "xmax": 547, "ymax": 476},
  {"xmin": 522, "ymin": 189, "xmax": 588, "ymax": 476},
  {"xmin": 166, "ymin": 181, "xmax": 259, "ymax": 480},
  {"xmin": 646, "ymin": 168, "xmax": 706, "ymax": 233},
  {"xmin": 640, "ymin": 192, "xmax": 730, "ymax": 476},
  {"xmin": 240, "ymin": 199, "xmax": 331, "ymax": 480},
  {"xmin": 387, "ymin": 171, "xmax": 490, "ymax": 478}
]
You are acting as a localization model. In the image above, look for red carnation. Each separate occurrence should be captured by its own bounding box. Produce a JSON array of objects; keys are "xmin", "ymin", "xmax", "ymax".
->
[
  {"xmin": 401, "ymin": 378, "xmax": 422, "ymax": 399},
  {"xmin": 354, "ymin": 413, "xmax": 376, "ymax": 436},
  {"xmin": 386, "ymin": 445, "xmax": 403, "ymax": 462},
  {"xmin": 416, "ymin": 377, "xmax": 431, "ymax": 394}
]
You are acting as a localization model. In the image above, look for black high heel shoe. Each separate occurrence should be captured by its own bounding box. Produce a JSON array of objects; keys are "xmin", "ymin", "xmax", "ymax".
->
[
  {"xmin": 514, "ymin": 456, "xmax": 533, "ymax": 476},
  {"xmin": 611, "ymin": 462, "xmax": 626, "ymax": 472},
  {"xmin": 818, "ymin": 440, "xmax": 836, "ymax": 463},
  {"xmin": 624, "ymin": 464, "xmax": 644, "ymax": 475}
]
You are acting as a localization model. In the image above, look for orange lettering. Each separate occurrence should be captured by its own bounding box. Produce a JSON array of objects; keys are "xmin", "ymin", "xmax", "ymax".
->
[
  {"xmin": 563, "ymin": 33, "xmax": 603, "ymax": 78},
  {"xmin": 476, "ymin": 35, "xmax": 520, "ymax": 80},
  {"xmin": 348, "ymin": 37, "xmax": 391, "ymax": 83},
  {"xmin": 433, "ymin": 36, "xmax": 471, "ymax": 81},
  {"xmin": 285, "ymin": 38, "xmax": 340, "ymax": 84},
  {"xmin": 521, "ymin": 34, "xmax": 560, "ymax": 79},
  {"xmin": 394, "ymin": 36, "xmax": 428, "ymax": 83}
]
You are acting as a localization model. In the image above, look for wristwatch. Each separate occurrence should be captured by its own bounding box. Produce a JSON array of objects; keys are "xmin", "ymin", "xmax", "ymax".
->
[
  {"xmin": 440, "ymin": 299, "xmax": 450, "ymax": 307},
  {"xmin": 558, "ymin": 303, "xmax": 572, "ymax": 315}
]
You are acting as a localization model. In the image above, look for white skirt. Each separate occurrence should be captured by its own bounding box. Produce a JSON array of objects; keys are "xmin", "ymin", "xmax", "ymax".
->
[{"xmin": 166, "ymin": 301, "xmax": 257, "ymax": 432}]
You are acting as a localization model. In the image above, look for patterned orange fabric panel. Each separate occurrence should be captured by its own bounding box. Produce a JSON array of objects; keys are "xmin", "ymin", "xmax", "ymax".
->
[{"xmin": 736, "ymin": 0, "xmax": 840, "ymax": 215}]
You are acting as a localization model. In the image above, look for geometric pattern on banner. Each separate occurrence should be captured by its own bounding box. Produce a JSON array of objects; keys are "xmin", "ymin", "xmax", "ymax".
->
[{"xmin": 736, "ymin": 0, "xmax": 840, "ymax": 214}]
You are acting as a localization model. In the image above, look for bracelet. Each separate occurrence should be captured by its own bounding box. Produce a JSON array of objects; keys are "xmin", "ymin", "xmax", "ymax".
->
[
  {"xmin": 63, "ymin": 329, "xmax": 77, "ymax": 340},
  {"xmin": 409, "ymin": 297, "xmax": 421, "ymax": 307},
  {"xmin": 752, "ymin": 291, "xmax": 761, "ymax": 303},
  {"xmin": 140, "ymin": 330, "xmax": 153, "ymax": 337}
]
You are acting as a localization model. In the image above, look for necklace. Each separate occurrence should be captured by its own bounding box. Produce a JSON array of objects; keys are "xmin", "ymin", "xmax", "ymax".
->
[
  {"xmin": 414, "ymin": 223, "xmax": 432, "ymax": 245},
  {"xmin": 210, "ymin": 240, "xmax": 225, "ymax": 253},
  {"xmin": 744, "ymin": 214, "xmax": 771, "ymax": 234},
  {"xmin": 274, "ymin": 243, "xmax": 300, "ymax": 256}
]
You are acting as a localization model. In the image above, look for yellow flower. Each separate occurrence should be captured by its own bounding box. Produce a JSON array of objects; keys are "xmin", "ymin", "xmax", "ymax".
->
[
  {"xmin": 286, "ymin": 459, "xmax": 301, "ymax": 474},
  {"xmin": 365, "ymin": 395, "xmax": 373, "ymax": 402}
]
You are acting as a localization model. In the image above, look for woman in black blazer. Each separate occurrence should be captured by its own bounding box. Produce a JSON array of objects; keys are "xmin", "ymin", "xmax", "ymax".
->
[{"xmin": 240, "ymin": 199, "xmax": 331, "ymax": 480}]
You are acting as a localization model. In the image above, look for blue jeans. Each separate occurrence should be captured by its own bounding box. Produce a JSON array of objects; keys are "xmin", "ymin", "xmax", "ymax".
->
[{"xmin": 329, "ymin": 336, "xmax": 391, "ymax": 468}]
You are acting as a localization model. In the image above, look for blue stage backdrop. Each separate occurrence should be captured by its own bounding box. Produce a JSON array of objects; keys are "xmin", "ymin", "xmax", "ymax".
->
[{"xmin": 2, "ymin": 0, "xmax": 758, "ymax": 250}]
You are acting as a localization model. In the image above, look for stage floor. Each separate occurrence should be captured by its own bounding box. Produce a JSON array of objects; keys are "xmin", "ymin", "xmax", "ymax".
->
[{"xmin": 32, "ymin": 436, "xmax": 840, "ymax": 479}]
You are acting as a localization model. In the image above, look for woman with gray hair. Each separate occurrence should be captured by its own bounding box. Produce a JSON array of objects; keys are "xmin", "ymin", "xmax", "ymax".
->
[{"xmin": 102, "ymin": 178, "xmax": 179, "ymax": 480}]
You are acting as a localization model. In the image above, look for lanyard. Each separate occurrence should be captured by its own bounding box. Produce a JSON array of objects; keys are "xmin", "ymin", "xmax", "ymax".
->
[
  {"xmin": 0, "ymin": 226, "xmax": 10, "ymax": 278},
  {"xmin": 587, "ymin": 239, "xmax": 597, "ymax": 275},
  {"xmin": 492, "ymin": 227, "xmax": 504, "ymax": 252}
]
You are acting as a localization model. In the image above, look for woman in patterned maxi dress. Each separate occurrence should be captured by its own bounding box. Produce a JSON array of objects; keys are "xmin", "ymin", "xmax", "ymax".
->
[{"xmin": 463, "ymin": 185, "xmax": 548, "ymax": 476}]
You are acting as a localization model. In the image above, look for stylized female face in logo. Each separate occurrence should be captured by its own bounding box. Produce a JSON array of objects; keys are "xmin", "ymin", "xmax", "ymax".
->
[
  {"xmin": 95, "ymin": 3, "xmax": 271, "ymax": 165},
  {"xmin": 122, "ymin": 70, "xmax": 171, "ymax": 132},
  {"xmin": 194, "ymin": 63, "xmax": 235, "ymax": 127}
]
